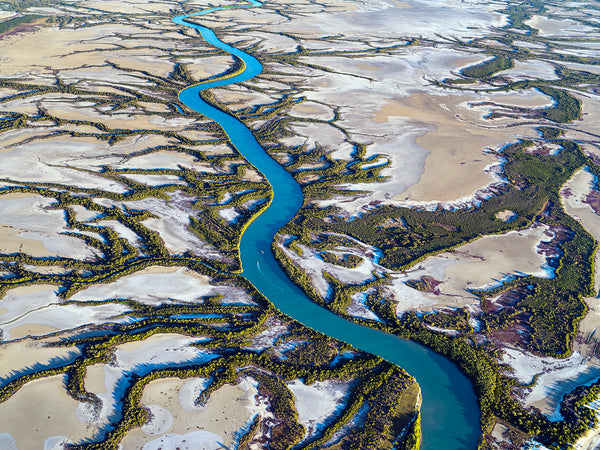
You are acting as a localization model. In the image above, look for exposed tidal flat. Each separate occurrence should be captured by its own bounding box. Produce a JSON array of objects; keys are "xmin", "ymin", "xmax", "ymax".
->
[
  {"xmin": 0, "ymin": 0, "xmax": 599, "ymax": 448},
  {"xmin": 233, "ymin": 0, "xmax": 600, "ymax": 447},
  {"xmin": 0, "ymin": 2, "xmax": 427, "ymax": 448}
]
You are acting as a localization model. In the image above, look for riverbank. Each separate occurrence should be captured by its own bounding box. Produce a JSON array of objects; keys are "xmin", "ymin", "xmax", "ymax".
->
[{"xmin": 174, "ymin": 3, "xmax": 481, "ymax": 448}]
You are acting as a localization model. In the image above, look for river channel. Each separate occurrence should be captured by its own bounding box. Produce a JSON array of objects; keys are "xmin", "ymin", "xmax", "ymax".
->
[{"xmin": 174, "ymin": 2, "xmax": 480, "ymax": 448}]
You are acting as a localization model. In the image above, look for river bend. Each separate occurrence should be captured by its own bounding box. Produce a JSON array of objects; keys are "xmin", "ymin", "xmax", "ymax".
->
[{"xmin": 174, "ymin": 3, "xmax": 480, "ymax": 448}]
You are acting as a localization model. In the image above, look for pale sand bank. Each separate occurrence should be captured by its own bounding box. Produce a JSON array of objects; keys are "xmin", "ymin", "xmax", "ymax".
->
[
  {"xmin": 0, "ymin": 284, "xmax": 62, "ymax": 331},
  {"xmin": 121, "ymin": 376, "xmax": 267, "ymax": 448},
  {"xmin": 70, "ymin": 265, "xmax": 254, "ymax": 305},
  {"xmin": 524, "ymin": 15, "xmax": 596, "ymax": 37},
  {"xmin": 496, "ymin": 209, "xmax": 517, "ymax": 222},
  {"xmin": 286, "ymin": 379, "xmax": 351, "ymax": 439},
  {"xmin": 80, "ymin": 335, "xmax": 215, "ymax": 427},
  {"xmin": 8, "ymin": 324, "xmax": 59, "ymax": 340},
  {"xmin": 288, "ymin": 102, "xmax": 334, "ymax": 121},
  {"xmin": 560, "ymin": 168, "xmax": 600, "ymax": 363},
  {"xmin": 502, "ymin": 347, "xmax": 600, "ymax": 421},
  {"xmin": 574, "ymin": 401, "xmax": 600, "ymax": 450},
  {"xmin": 0, "ymin": 339, "xmax": 79, "ymax": 381},
  {"xmin": 392, "ymin": 224, "xmax": 555, "ymax": 313},
  {"xmin": 565, "ymin": 92, "xmax": 600, "ymax": 145},
  {"xmin": 1, "ymin": 302, "xmax": 132, "ymax": 341},
  {"xmin": 0, "ymin": 375, "xmax": 98, "ymax": 447},
  {"xmin": 374, "ymin": 92, "xmax": 521, "ymax": 204}
]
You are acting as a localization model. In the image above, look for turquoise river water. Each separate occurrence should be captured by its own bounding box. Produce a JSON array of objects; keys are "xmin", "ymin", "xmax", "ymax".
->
[{"xmin": 174, "ymin": 3, "xmax": 480, "ymax": 448}]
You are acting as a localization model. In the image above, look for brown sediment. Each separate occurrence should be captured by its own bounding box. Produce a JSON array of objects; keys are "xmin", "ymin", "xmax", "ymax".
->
[
  {"xmin": 374, "ymin": 92, "xmax": 527, "ymax": 203},
  {"xmin": 0, "ymin": 338, "xmax": 79, "ymax": 380},
  {"xmin": 9, "ymin": 324, "xmax": 59, "ymax": 340},
  {"xmin": 0, "ymin": 375, "xmax": 98, "ymax": 446},
  {"xmin": 120, "ymin": 376, "xmax": 259, "ymax": 448}
]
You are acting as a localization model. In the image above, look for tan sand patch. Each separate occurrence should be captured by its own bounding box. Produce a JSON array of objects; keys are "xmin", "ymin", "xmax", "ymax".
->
[
  {"xmin": 564, "ymin": 92, "xmax": 600, "ymax": 143},
  {"xmin": 0, "ymin": 225, "xmax": 58, "ymax": 256},
  {"xmin": 488, "ymin": 90, "xmax": 555, "ymax": 109},
  {"xmin": 495, "ymin": 209, "xmax": 517, "ymax": 222},
  {"xmin": 9, "ymin": 324, "xmax": 59, "ymax": 340},
  {"xmin": 132, "ymin": 265, "xmax": 187, "ymax": 275},
  {"xmin": 212, "ymin": 85, "xmax": 275, "ymax": 105},
  {"xmin": 374, "ymin": 92, "xmax": 524, "ymax": 203},
  {"xmin": 524, "ymin": 15, "xmax": 594, "ymax": 37},
  {"xmin": 0, "ymin": 25, "xmax": 146, "ymax": 75},
  {"xmin": 115, "ymin": 333, "xmax": 195, "ymax": 353},
  {"xmin": 560, "ymin": 168, "xmax": 600, "ymax": 283},
  {"xmin": 453, "ymin": 55, "xmax": 493, "ymax": 72},
  {"xmin": 560, "ymin": 61, "xmax": 600, "ymax": 76},
  {"xmin": 2, "ymin": 283, "xmax": 56, "ymax": 295},
  {"xmin": 85, "ymin": 1, "xmax": 174, "ymax": 13},
  {"xmin": 108, "ymin": 57, "xmax": 175, "ymax": 78},
  {"xmin": 22, "ymin": 265, "xmax": 69, "ymax": 275},
  {"xmin": 575, "ymin": 418, "xmax": 600, "ymax": 450},
  {"xmin": 83, "ymin": 364, "xmax": 106, "ymax": 395},
  {"xmin": 0, "ymin": 102, "xmax": 39, "ymax": 115},
  {"xmin": 288, "ymin": 102, "xmax": 334, "ymax": 121},
  {"xmin": 0, "ymin": 375, "xmax": 97, "ymax": 447},
  {"xmin": 58, "ymin": 124, "xmax": 110, "ymax": 135},
  {"xmin": 0, "ymin": 193, "xmax": 99, "ymax": 258},
  {"xmin": 0, "ymin": 129, "xmax": 48, "ymax": 148},
  {"xmin": 176, "ymin": 129, "xmax": 223, "ymax": 141},
  {"xmin": 120, "ymin": 376, "xmax": 259, "ymax": 448},
  {"xmin": 44, "ymin": 104, "xmax": 197, "ymax": 131},
  {"xmin": 138, "ymin": 101, "xmax": 171, "ymax": 113},
  {"xmin": 184, "ymin": 55, "xmax": 236, "ymax": 81},
  {"xmin": 123, "ymin": 149, "xmax": 220, "ymax": 171},
  {"xmin": 0, "ymin": 339, "xmax": 79, "ymax": 381},
  {"xmin": 491, "ymin": 423, "xmax": 510, "ymax": 444},
  {"xmin": 356, "ymin": 63, "xmax": 379, "ymax": 71},
  {"xmin": 391, "ymin": 1, "xmax": 411, "ymax": 9},
  {"xmin": 440, "ymin": 226, "xmax": 552, "ymax": 296}
]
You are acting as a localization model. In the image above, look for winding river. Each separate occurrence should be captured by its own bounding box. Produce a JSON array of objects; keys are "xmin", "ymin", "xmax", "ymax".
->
[{"xmin": 174, "ymin": 3, "xmax": 480, "ymax": 448}]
